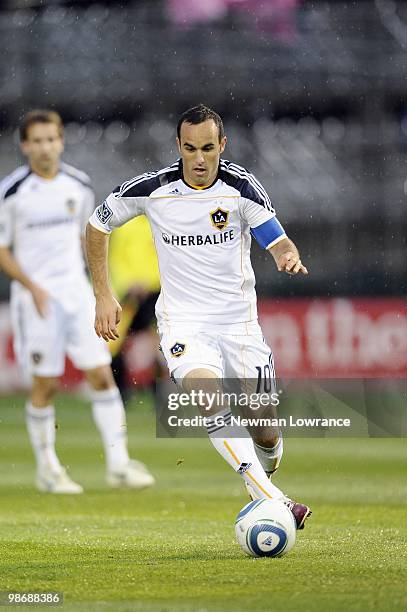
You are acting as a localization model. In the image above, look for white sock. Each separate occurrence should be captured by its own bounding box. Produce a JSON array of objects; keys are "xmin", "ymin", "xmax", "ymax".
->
[
  {"xmin": 254, "ymin": 434, "xmax": 284, "ymax": 475},
  {"xmin": 25, "ymin": 403, "xmax": 63, "ymax": 474},
  {"xmin": 91, "ymin": 387, "xmax": 130, "ymax": 472},
  {"xmin": 206, "ymin": 409, "xmax": 285, "ymax": 500}
]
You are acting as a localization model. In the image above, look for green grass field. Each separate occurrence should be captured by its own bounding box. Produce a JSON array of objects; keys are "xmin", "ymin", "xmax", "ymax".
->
[{"xmin": 0, "ymin": 393, "xmax": 406, "ymax": 611}]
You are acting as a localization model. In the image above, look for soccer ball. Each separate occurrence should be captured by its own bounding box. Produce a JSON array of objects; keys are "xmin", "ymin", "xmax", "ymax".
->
[{"xmin": 235, "ymin": 498, "xmax": 296, "ymax": 558}]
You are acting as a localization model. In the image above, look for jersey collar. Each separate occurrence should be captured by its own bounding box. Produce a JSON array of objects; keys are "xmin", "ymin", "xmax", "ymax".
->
[{"xmin": 178, "ymin": 159, "xmax": 220, "ymax": 192}]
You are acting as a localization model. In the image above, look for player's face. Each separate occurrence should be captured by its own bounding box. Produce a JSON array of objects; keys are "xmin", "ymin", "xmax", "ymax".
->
[
  {"xmin": 177, "ymin": 119, "xmax": 226, "ymax": 187},
  {"xmin": 21, "ymin": 122, "xmax": 64, "ymax": 176}
]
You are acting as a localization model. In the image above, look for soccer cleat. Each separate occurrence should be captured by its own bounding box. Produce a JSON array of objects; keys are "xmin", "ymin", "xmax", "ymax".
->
[
  {"xmin": 106, "ymin": 459, "xmax": 155, "ymax": 489},
  {"xmin": 244, "ymin": 482, "xmax": 312, "ymax": 530},
  {"xmin": 282, "ymin": 499, "xmax": 312, "ymax": 530},
  {"xmin": 36, "ymin": 467, "xmax": 83, "ymax": 494}
]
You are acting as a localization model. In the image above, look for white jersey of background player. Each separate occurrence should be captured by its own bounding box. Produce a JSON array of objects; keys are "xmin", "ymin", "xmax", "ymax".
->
[
  {"xmin": 0, "ymin": 110, "xmax": 154, "ymax": 494},
  {"xmin": 87, "ymin": 105, "xmax": 311, "ymax": 529}
]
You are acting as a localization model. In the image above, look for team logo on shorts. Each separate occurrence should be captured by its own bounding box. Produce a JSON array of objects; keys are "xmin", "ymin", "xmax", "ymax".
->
[
  {"xmin": 31, "ymin": 352, "xmax": 42, "ymax": 365},
  {"xmin": 210, "ymin": 207, "xmax": 229, "ymax": 230},
  {"xmin": 66, "ymin": 198, "xmax": 76, "ymax": 214},
  {"xmin": 170, "ymin": 342, "xmax": 186, "ymax": 358},
  {"xmin": 96, "ymin": 200, "xmax": 113, "ymax": 224}
]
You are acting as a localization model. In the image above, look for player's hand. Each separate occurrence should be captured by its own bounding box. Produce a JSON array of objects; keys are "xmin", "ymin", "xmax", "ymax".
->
[
  {"xmin": 277, "ymin": 251, "xmax": 308, "ymax": 275},
  {"xmin": 30, "ymin": 284, "xmax": 50, "ymax": 318},
  {"xmin": 94, "ymin": 293, "xmax": 122, "ymax": 341}
]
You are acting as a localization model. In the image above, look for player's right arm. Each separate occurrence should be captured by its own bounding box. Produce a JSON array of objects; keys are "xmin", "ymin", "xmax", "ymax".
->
[
  {"xmin": 85, "ymin": 223, "xmax": 122, "ymax": 341},
  {"xmin": 86, "ymin": 186, "xmax": 147, "ymax": 341},
  {"xmin": 0, "ymin": 189, "xmax": 49, "ymax": 317},
  {"xmin": 0, "ymin": 247, "xmax": 49, "ymax": 317}
]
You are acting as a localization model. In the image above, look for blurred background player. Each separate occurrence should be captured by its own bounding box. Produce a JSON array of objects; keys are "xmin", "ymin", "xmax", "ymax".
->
[
  {"xmin": 0, "ymin": 109, "xmax": 155, "ymax": 494},
  {"xmin": 108, "ymin": 216, "xmax": 163, "ymax": 403}
]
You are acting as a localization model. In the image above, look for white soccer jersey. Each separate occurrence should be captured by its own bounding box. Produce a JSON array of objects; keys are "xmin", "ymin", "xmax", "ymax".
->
[
  {"xmin": 89, "ymin": 159, "xmax": 286, "ymax": 331},
  {"xmin": 0, "ymin": 163, "xmax": 95, "ymax": 303}
]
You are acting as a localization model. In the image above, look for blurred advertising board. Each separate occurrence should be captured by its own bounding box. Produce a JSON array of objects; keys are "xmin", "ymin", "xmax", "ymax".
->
[
  {"xmin": 258, "ymin": 298, "xmax": 407, "ymax": 378},
  {"xmin": 0, "ymin": 298, "xmax": 405, "ymax": 392}
]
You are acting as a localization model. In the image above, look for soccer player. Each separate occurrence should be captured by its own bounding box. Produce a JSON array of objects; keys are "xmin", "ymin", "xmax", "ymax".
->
[
  {"xmin": 86, "ymin": 104, "xmax": 311, "ymax": 528},
  {"xmin": 0, "ymin": 110, "xmax": 154, "ymax": 494}
]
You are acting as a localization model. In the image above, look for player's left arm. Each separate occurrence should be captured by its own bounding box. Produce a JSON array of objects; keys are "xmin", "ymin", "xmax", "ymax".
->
[
  {"xmin": 267, "ymin": 235, "xmax": 308, "ymax": 276},
  {"xmin": 239, "ymin": 181, "xmax": 308, "ymax": 276}
]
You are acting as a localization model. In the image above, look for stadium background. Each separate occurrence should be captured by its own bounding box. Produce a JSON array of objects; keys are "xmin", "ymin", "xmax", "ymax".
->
[
  {"xmin": 0, "ymin": 0, "xmax": 406, "ymax": 388},
  {"xmin": 0, "ymin": 2, "xmax": 406, "ymax": 610}
]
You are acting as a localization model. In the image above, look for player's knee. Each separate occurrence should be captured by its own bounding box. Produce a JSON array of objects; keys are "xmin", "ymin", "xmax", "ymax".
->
[
  {"xmin": 185, "ymin": 368, "xmax": 219, "ymax": 379},
  {"xmin": 31, "ymin": 376, "xmax": 59, "ymax": 404},
  {"xmin": 252, "ymin": 430, "xmax": 280, "ymax": 449},
  {"xmin": 183, "ymin": 368, "xmax": 221, "ymax": 394},
  {"xmin": 180, "ymin": 368, "xmax": 225, "ymax": 414},
  {"xmin": 85, "ymin": 365, "xmax": 115, "ymax": 391}
]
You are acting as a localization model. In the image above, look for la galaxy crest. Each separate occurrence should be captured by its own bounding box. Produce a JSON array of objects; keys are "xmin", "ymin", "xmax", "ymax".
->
[
  {"xmin": 210, "ymin": 207, "xmax": 229, "ymax": 231},
  {"xmin": 66, "ymin": 198, "xmax": 76, "ymax": 214},
  {"xmin": 170, "ymin": 342, "xmax": 186, "ymax": 358}
]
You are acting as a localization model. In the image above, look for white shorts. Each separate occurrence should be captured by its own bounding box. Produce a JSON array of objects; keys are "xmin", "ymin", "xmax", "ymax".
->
[
  {"xmin": 11, "ymin": 283, "xmax": 111, "ymax": 378},
  {"xmin": 160, "ymin": 329, "xmax": 275, "ymax": 385}
]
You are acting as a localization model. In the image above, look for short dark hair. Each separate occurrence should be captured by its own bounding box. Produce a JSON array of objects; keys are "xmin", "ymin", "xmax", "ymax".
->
[
  {"xmin": 177, "ymin": 104, "xmax": 224, "ymax": 142},
  {"xmin": 20, "ymin": 109, "xmax": 64, "ymax": 142}
]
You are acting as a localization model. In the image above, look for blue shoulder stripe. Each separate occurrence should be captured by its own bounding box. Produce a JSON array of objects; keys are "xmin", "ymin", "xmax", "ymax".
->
[
  {"xmin": 60, "ymin": 163, "xmax": 92, "ymax": 189},
  {"xmin": 219, "ymin": 160, "xmax": 273, "ymax": 212},
  {"xmin": 3, "ymin": 170, "xmax": 32, "ymax": 199},
  {"xmin": 115, "ymin": 161, "xmax": 181, "ymax": 198}
]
